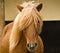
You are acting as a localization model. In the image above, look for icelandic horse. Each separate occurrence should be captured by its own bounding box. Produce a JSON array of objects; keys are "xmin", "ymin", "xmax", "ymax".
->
[{"xmin": 1, "ymin": 1, "xmax": 44, "ymax": 53}]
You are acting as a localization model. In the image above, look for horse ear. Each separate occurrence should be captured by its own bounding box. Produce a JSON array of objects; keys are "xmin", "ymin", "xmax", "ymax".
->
[
  {"xmin": 16, "ymin": 4, "xmax": 23, "ymax": 11},
  {"xmin": 36, "ymin": 3, "xmax": 43, "ymax": 11}
]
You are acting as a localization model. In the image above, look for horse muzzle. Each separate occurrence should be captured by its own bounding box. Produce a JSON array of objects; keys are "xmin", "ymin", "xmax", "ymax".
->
[{"xmin": 26, "ymin": 43, "xmax": 38, "ymax": 51}]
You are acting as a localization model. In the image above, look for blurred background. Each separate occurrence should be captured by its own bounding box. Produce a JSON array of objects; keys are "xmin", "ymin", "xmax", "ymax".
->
[
  {"xmin": 0, "ymin": 0, "xmax": 60, "ymax": 53},
  {"xmin": 4, "ymin": 0, "xmax": 60, "ymax": 21}
]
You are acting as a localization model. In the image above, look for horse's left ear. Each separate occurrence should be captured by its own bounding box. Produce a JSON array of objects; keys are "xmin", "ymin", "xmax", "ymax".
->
[
  {"xmin": 16, "ymin": 4, "xmax": 23, "ymax": 11},
  {"xmin": 36, "ymin": 3, "xmax": 43, "ymax": 11}
]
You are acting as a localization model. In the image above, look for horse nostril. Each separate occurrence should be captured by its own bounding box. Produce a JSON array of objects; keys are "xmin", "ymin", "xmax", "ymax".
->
[
  {"xmin": 34, "ymin": 43, "xmax": 37, "ymax": 47},
  {"xmin": 27, "ymin": 43, "xmax": 30, "ymax": 47}
]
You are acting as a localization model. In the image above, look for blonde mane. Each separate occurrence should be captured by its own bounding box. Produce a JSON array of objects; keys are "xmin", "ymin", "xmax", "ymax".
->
[{"xmin": 9, "ymin": 1, "xmax": 43, "ymax": 51}]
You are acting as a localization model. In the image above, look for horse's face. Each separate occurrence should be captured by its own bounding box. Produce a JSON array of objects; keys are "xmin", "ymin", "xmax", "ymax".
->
[
  {"xmin": 16, "ymin": 1, "xmax": 43, "ymax": 51},
  {"xmin": 23, "ymin": 23, "xmax": 38, "ymax": 51}
]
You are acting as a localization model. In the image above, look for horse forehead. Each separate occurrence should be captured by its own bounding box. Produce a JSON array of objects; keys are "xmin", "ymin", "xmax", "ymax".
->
[{"xmin": 22, "ymin": 7, "xmax": 34, "ymax": 14}]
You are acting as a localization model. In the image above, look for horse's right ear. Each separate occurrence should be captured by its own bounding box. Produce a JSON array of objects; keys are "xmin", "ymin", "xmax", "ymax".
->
[{"xmin": 16, "ymin": 4, "xmax": 23, "ymax": 11}]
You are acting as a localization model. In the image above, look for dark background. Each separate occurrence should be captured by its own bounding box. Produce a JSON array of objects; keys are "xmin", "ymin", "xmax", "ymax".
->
[{"xmin": 5, "ymin": 21, "xmax": 60, "ymax": 53}]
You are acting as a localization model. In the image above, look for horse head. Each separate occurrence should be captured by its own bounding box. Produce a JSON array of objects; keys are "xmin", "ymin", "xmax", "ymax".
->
[{"xmin": 9, "ymin": 1, "xmax": 43, "ymax": 52}]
